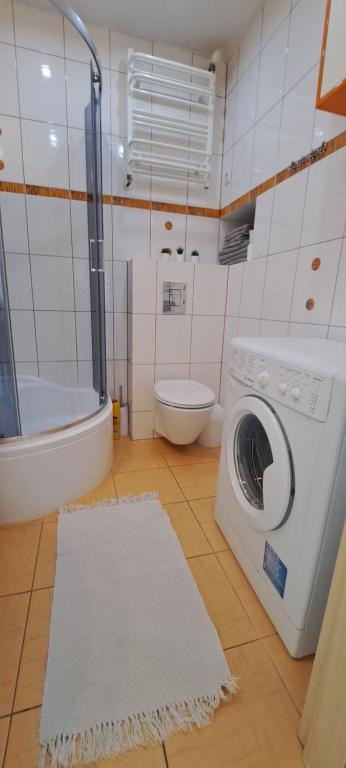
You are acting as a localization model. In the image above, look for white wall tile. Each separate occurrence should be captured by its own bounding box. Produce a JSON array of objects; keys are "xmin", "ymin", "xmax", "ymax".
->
[
  {"xmin": 104, "ymin": 260, "xmax": 114, "ymax": 313},
  {"xmin": 73, "ymin": 258, "xmax": 90, "ymax": 311},
  {"xmin": 16, "ymin": 361, "xmax": 38, "ymax": 376},
  {"xmin": 0, "ymin": 115, "xmax": 23, "ymax": 182},
  {"xmin": 131, "ymin": 364, "xmax": 154, "ymax": 411},
  {"xmin": 251, "ymin": 102, "xmax": 281, "ymax": 187},
  {"xmin": 114, "ymin": 359, "xmax": 128, "ymax": 401},
  {"xmin": 213, "ymin": 96, "xmax": 225, "ymax": 156},
  {"xmin": 0, "ymin": 193, "xmax": 28, "ymax": 253},
  {"xmin": 290, "ymin": 240, "xmax": 342, "ymax": 324},
  {"xmin": 219, "ymin": 363, "xmax": 228, "ymax": 407},
  {"xmin": 234, "ymin": 59, "xmax": 258, "ymax": 141},
  {"xmin": 300, "ymin": 149, "xmax": 346, "ymax": 247},
  {"xmin": 239, "ymin": 258, "xmax": 266, "ymax": 318},
  {"xmin": 17, "ymin": 48, "xmax": 66, "ymax": 124},
  {"xmin": 328, "ymin": 326, "xmax": 346, "ymax": 342},
  {"xmin": 111, "ymin": 31, "xmax": 152, "ymax": 72},
  {"xmin": 106, "ymin": 360, "xmax": 115, "ymax": 398},
  {"xmin": 156, "ymin": 261, "xmax": 194, "ymax": 314},
  {"xmin": 31, "ymin": 255, "xmax": 74, "ymax": 311},
  {"xmin": 269, "ymin": 170, "xmax": 308, "ymax": 254},
  {"xmin": 39, "ymin": 361, "xmax": 77, "ymax": 386},
  {"xmin": 151, "ymin": 210, "xmax": 187, "ymax": 261},
  {"xmin": 260, "ymin": 319, "xmax": 289, "ymax": 336},
  {"xmin": 113, "ymin": 260, "xmax": 128, "ymax": 313},
  {"xmin": 5, "ymin": 252, "xmax": 32, "ymax": 309},
  {"xmin": 22, "ymin": 120, "xmax": 68, "ymax": 187},
  {"xmin": 313, "ymin": 108, "xmax": 346, "ymax": 148},
  {"xmin": 261, "ymin": 0, "xmax": 291, "ymax": 48},
  {"xmin": 221, "ymin": 147, "xmax": 233, "ymax": 208},
  {"xmin": 252, "ymin": 189, "xmax": 274, "ymax": 260},
  {"xmin": 105, "ymin": 311, "xmax": 114, "ymax": 360},
  {"xmin": 262, "ymin": 250, "xmax": 298, "ymax": 321},
  {"xmin": 11, "ymin": 309, "xmax": 37, "ymax": 361},
  {"xmin": 130, "ymin": 314, "xmax": 155, "ymax": 364},
  {"xmin": 112, "ymin": 136, "xmax": 151, "ymax": 201},
  {"xmin": 155, "ymin": 363, "xmax": 189, "ymax": 381},
  {"xmin": 76, "ymin": 312, "xmax": 92, "ymax": 360},
  {"xmin": 285, "ymin": 0, "xmax": 325, "ymax": 93},
  {"xmin": 288, "ymin": 322, "xmax": 328, "ymax": 338},
  {"xmin": 156, "ymin": 314, "xmax": 192, "ymax": 364},
  {"xmin": 188, "ymin": 154, "xmax": 222, "ymax": 209},
  {"xmin": 0, "ymin": 42, "xmax": 18, "ymax": 116},
  {"xmin": 238, "ymin": 10, "xmax": 263, "ymax": 78},
  {"xmin": 226, "ymin": 49, "xmax": 238, "ymax": 95},
  {"xmin": 77, "ymin": 360, "xmax": 93, "ymax": 387},
  {"xmin": 222, "ymin": 316, "xmax": 239, "ymax": 364},
  {"xmin": 64, "ymin": 19, "xmax": 110, "ymax": 69},
  {"xmin": 65, "ymin": 60, "xmax": 90, "ymax": 130},
  {"xmin": 113, "ymin": 207, "xmax": 150, "ymax": 261},
  {"xmin": 224, "ymin": 87, "xmax": 237, "ymax": 153},
  {"xmin": 0, "ymin": 0, "xmax": 14, "ymax": 44},
  {"xmin": 130, "ymin": 411, "xmax": 154, "ymax": 440},
  {"xmin": 113, "ymin": 312, "xmax": 127, "ymax": 360},
  {"xmin": 26, "ymin": 196, "xmax": 72, "ymax": 257},
  {"xmin": 110, "ymin": 70, "xmax": 127, "ymax": 136},
  {"xmin": 186, "ymin": 216, "xmax": 219, "ymax": 265},
  {"xmin": 226, "ymin": 262, "xmax": 244, "ymax": 315},
  {"xmin": 231, "ymin": 129, "xmax": 254, "ymax": 201},
  {"xmin": 190, "ymin": 315, "xmax": 224, "ymax": 363},
  {"xmin": 67, "ymin": 127, "xmax": 86, "ymax": 191},
  {"xmin": 330, "ymin": 240, "xmax": 346, "ymax": 328},
  {"xmin": 257, "ymin": 18, "xmax": 289, "ymax": 121},
  {"xmin": 189, "ymin": 362, "xmax": 221, "ymax": 398},
  {"xmin": 237, "ymin": 317, "xmax": 260, "ymax": 336},
  {"xmin": 193, "ymin": 264, "xmax": 227, "ymax": 315},
  {"xmin": 278, "ymin": 67, "xmax": 317, "ymax": 172},
  {"xmin": 13, "ymin": 1, "xmax": 64, "ymax": 56}
]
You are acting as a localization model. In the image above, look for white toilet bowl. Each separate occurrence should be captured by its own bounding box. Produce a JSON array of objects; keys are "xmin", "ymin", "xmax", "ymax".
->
[{"xmin": 154, "ymin": 379, "xmax": 215, "ymax": 445}]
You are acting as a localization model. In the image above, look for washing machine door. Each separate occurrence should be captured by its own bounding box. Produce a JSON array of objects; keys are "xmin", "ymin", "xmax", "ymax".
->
[{"xmin": 227, "ymin": 396, "xmax": 293, "ymax": 531}]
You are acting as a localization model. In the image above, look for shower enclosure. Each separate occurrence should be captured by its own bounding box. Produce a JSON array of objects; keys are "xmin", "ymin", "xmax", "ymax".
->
[{"xmin": 0, "ymin": 0, "xmax": 112, "ymax": 523}]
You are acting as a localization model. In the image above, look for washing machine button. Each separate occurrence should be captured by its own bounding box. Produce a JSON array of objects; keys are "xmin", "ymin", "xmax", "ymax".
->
[
  {"xmin": 257, "ymin": 370, "xmax": 270, "ymax": 388},
  {"xmin": 279, "ymin": 382, "xmax": 288, "ymax": 395},
  {"xmin": 291, "ymin": 386, "xmax": 300, "ymax": 401}
]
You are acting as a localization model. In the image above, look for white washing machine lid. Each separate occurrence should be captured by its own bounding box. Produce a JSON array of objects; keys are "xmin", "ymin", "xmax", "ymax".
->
[
  {"xmin": 154, "ymin": 379, "xmax": 215, "ymax": 409},
  {"xmin": 226, "ymin": 395, "xmax": 294, "ymax": 531}
]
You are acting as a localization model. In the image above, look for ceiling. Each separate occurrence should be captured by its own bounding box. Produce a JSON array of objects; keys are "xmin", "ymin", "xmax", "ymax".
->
[{"xmin": 56, "ymin": 0, "xmax": 263, "ymax": 56}]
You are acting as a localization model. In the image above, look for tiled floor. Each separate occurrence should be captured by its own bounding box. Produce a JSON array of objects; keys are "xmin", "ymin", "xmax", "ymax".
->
[{"xmin": 0, "ymin": 437, "xmax": 314, "ymax": 767}]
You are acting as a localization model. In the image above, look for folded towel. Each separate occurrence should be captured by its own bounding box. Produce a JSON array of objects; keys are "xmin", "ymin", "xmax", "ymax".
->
[{"xmin": 218, "ymin": 222, "xmax": 253, "ymax": 265}]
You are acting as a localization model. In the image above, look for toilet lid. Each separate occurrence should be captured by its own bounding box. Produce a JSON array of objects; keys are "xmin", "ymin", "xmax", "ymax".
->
[{"xmin": 154, "ymin": 379, "xmax": 215, "ymax": 409}]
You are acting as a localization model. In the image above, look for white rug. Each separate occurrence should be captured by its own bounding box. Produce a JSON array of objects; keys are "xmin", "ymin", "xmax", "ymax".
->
[{"xmin": 40, "ymin": 493, "xmax": 236, "ymax": 767}]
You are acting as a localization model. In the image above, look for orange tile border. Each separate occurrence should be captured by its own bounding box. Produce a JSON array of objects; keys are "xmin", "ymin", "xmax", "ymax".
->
[{"xmin": 1, "ymin": 129, "xmax": 345, "ymax": 220}]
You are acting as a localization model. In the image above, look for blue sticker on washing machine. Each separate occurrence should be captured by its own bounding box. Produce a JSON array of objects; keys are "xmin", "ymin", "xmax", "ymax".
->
[{"xmin": 263, "ymin": 541, "xmax": 287, "ymax": 598}]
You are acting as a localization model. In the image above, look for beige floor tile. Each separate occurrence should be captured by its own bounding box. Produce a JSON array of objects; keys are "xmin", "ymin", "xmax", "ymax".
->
[
  {"xmin": 0, "ymin": 593, "xmax": 29, "ymax": 717},
  {"xmin": 164, "ymin": 502, "xmax": 212, "ymax": 558},
  {"xmin": 73, "ymin": 472, "xmax": 117, "ymax": 506},
  {"xmin": 189, "ymin": 498, "xmax": 228, "ymax": 552},
  {"xmin": 159, "ymin": 438, "xmax": 219, "ymax": 466},
  {"xmin": 33, "ymin": 522, "xmax": 57, "ymax": 590},
  {"xmin": 113, "ymin": 437, "xmax": 167, "ymax": 473},
  {"xmin": 0, "ymin": 524, "xmax": 41, "ymax": 596},
  {"xmin": 14, "ymin": 588, "xmax": 52, "ymax": 712},
  {"xmin": 114, "ymin": 468, "xmax": 184, "ymax": 504},
  {"xmin": 262, "ymin": 634, "xmax": 314, "ymax": 714},
  {"xmin": 0, "ymin": 716, "xmax": 10, "ymax": 766},
  {"xmin": 218, "ymin": 550, "xmax": 276, "ymax": 638},
  {"xmin": 165, "ymin": 640, "xmax": 304, "ymax": 768},
  {"xmin": 171, "ymin": 462, "xmax": 219, "ymax": 500},
  {"xmin": 5, "ymin": 706, "xmax": 166, "ymax": 768},
  {"xmin": 188, "ymin": 554, "xmax": 258, "ymax": 650}
]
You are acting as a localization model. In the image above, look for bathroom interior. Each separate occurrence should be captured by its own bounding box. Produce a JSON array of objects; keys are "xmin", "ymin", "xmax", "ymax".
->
[{"xmin": 1, "ymin": 0, "xmax": 346, "ymax": 764}]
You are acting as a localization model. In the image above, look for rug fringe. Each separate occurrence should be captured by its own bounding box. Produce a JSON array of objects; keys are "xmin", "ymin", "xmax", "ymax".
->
[
  {"xmin": 40, "ymin": 677, "xmax": 237, "ymax": 767},
  {"xmin": 60, "ymin": 491, "xmax": 159, "ymax": 514}
]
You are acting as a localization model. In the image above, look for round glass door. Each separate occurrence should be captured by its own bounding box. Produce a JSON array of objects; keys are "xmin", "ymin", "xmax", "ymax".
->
[
  {"xmin": 227, "ymin": 396, "xmax": 294, "ymax": 531},
  {"xmin": 235, "ymin": 414, "xmax": 273, "ymax": 510}
]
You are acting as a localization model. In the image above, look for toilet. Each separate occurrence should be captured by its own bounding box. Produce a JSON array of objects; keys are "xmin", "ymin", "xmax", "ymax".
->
[{"xmin": 154, "ymin": 379, "xmax": 215, "ymax": 445}]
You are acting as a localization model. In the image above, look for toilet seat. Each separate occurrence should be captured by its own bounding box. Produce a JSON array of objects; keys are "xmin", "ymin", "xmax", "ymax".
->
[{"xmin": 154, "ymin": 379, "xmax": 215, "ymax": 410}]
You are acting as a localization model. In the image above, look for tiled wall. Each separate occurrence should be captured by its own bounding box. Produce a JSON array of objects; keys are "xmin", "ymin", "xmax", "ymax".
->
[
  {"xmin": 0, "ymin": 0, "xmax": 225, "ymax": 398},
  {"xmin": 221, "ymin": 0, "xmax": 346, "ymax": 207},
  {"xmin": 128, "ymin": 262, "xmax": 229, "ymax": 438}
]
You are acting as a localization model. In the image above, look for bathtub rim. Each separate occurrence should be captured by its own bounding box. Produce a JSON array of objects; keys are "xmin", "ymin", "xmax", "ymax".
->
[{"xmin": 0, "ymin": 391, "xmax": 109, "ymax": 445}]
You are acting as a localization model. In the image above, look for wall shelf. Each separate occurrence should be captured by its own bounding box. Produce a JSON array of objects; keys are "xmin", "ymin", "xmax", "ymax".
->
[{"xmin": 127, "ymin": 50, "xmax": 216, "ymax": 186}]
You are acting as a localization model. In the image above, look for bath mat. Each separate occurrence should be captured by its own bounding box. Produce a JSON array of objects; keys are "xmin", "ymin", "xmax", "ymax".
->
[{"xmin": 40, "ymin": 493, "xmax": 236, "ymax": 767}]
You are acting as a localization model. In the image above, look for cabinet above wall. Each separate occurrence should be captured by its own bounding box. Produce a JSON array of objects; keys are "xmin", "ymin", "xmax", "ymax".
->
[{"xmin": 316, "ymin": 0, "xmax": 346, "ymax": 116}]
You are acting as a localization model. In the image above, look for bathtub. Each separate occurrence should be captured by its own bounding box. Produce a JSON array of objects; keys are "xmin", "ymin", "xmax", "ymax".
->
[{"xmin": 0, "ymin": 376, "xmax": 113, "ymax": 525}]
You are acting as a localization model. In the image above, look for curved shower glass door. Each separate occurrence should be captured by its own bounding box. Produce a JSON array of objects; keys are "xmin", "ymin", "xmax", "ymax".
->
[{"xmin": 0, "ymin": 0, "xmax": 107, "ymax": 439}]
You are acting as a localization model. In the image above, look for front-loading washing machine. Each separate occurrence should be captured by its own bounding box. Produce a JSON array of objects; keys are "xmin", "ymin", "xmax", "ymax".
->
[{"xmin": 215, "ymin": 336, "xmax": 346, "ymax": 657}]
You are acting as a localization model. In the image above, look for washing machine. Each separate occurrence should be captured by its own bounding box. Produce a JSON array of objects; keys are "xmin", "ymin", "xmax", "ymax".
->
[{"xmin": 215, "ymin": 336, "xmax": 346, "ymax": 657}]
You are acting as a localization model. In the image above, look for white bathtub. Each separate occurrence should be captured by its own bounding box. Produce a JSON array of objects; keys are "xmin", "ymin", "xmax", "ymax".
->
[{"xmin": 0, "ymin": 376, "xmax": 113, "ymax": 525}]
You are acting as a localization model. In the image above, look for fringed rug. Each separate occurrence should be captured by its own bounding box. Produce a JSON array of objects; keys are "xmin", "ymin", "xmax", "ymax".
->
[{"xmin": 40, "ymin": 493, "xmax": 236, "ymax": 767}]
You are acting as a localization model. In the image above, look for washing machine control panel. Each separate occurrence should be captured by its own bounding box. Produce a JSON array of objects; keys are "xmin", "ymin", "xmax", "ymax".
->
[{"xmin": 229, "ymin": 347, "xmax": 333, "ymax": 421}]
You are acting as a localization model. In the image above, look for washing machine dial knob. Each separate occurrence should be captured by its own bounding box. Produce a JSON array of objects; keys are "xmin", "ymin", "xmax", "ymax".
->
[
  {"xmin": 257, "ymin": 370, "xmax": 270, "ymax": 388},
  {"xmin": 279, "ymin": 382, "xmax": 288, "ymax": 395},
  {"xmin": 291, "ymin": 386, "xmax": 300, "ymax": 401}
]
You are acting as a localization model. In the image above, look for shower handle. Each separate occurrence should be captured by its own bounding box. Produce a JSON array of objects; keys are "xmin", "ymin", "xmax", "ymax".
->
[{"xmin": 89, "ymin": 238, "xmax": 104, "ymax": 273}]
